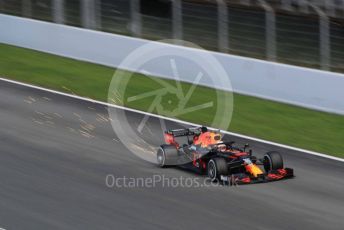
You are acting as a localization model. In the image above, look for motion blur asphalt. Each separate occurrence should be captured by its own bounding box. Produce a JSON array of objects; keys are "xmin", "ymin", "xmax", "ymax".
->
[{"xmin": 0, "ymin": 80, "xmax": 343, "ymax": 230}]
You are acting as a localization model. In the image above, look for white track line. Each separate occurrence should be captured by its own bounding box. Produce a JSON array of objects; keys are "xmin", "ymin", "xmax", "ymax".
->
[{"xmin": 1, "ymin": 77, "xmax": 343, "ymax": 162}]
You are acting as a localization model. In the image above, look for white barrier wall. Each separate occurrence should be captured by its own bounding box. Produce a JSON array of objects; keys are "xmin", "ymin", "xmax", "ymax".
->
[{"xmin": 1, "ymin": 14, "xmax": 344, "ymax": 115}]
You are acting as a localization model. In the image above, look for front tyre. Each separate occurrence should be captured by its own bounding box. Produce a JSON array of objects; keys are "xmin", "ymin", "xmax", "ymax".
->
[
  {"xmin": 263, "ymin": 151, "xmax": 284, "ymax": 172},
  {"xmin": 207, "ymin": 158, "xmax": 228, "ymax": 182}
]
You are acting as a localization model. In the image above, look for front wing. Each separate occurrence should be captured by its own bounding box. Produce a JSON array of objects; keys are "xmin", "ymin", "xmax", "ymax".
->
[{"xmin": 220, "ymin": 168, "xmax": 294, "ymax": 185}]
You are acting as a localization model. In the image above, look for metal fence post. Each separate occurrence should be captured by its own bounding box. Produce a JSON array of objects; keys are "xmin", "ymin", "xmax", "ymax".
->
[
  {"xmin": 52, "ymin": 0, "xmax": 64, "ymax": 24},
  {"xmin": 95, "ymin": 0, "xmax": 102, "ymax": 30},
  {"xmin": 308, "ymin": 1, "xmax": 330, "ymax": 70},
  {"xmin": 81, "ymin": 0, "xmax": 89, "ymax": 28},
  {"xmin": 130, "ymin": 0, "xmax": 141, "ymax": 37},
  {"xmin": 319, "ymin": 14, "xmax": 330, "ymax": 71},
  {"xmin": 258, "ymin": 0, "xmax": 276, "ymax": 61},
  {"xmin": 217, "ymin": 0, "xmax": 229, "ymax": 53},
  {"xmin": 22, "ymin": 0, "xmax": 32, "ymax": 18},
  {"xmin": 172, "ymin": 0, "xmax": 183, "ymax": 42},
  {"xmin": 81, "ymin": 0, "xmax": 96, "ymax": 29}
]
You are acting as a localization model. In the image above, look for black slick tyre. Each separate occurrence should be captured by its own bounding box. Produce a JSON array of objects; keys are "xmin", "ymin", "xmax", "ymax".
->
[
  {"xmin": 263, "ymin": 151, "xmax": 284, "ymax": 172},
  {"xmin": 207, "ymin": 158, "xmax": 228, "ymax": 182}
]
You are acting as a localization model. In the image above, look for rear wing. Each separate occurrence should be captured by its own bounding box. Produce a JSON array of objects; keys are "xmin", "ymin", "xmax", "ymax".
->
[
  {"xmin": 164, "ymin": 128, "xmax": 200, "ymax": 146},
  {"xmin": 163, "ymin": 127, "xmax": 222, "ymax": 146},
  {"xmin": 164, "ymin": 128, "xmax": 198, "ymax": 137}
]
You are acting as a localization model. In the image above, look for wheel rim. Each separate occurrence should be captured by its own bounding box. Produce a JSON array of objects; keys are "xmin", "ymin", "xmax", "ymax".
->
[
  {"xmin": 208, "ymin": 161, "xmax": 216, "ymax": 180},
  {"xmin": 157, "ymin": 149, "xmax": 165, "ymax": 166}
]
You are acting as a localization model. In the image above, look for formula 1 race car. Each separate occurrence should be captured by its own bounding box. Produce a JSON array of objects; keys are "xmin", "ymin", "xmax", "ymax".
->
[{"xmin": 156, "ymin": 126, "xmax": 294, "ymax": 184}]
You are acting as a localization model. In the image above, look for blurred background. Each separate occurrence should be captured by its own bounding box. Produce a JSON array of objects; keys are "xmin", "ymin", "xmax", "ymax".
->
[{"xmin": 0, "ymin": 0, "xmax": 343, "ymax": 73}]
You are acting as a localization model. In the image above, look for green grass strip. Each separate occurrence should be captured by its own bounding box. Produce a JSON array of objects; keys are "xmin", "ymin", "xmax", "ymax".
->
[{"xmin": 1, "ymin": 43, "xmax": 343, "ymax": 158}]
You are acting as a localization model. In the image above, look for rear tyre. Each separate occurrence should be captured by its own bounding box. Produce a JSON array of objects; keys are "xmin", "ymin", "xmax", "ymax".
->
[
  {"xmin": 157, "ymin": 145, "xmax": 178, "ymax": 168},
  {"xmin": 207, "ymin": 158, "xmax": 228, "ymax": 182},
  {"xmin": 263, "ymin": 151, "xmax": 283, "ymax": 172}
]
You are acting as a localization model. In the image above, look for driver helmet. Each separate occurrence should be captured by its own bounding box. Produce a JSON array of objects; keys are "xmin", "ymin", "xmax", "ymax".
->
[{"xmin": 201, "ymin": 126, "xmax": 208, "ymax": 133}]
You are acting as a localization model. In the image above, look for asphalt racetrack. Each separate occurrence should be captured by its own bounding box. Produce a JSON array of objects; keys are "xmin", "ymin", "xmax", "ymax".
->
[{"xmin": 0, "ymin": 80, "xmax": 343, "ymax": 230}]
